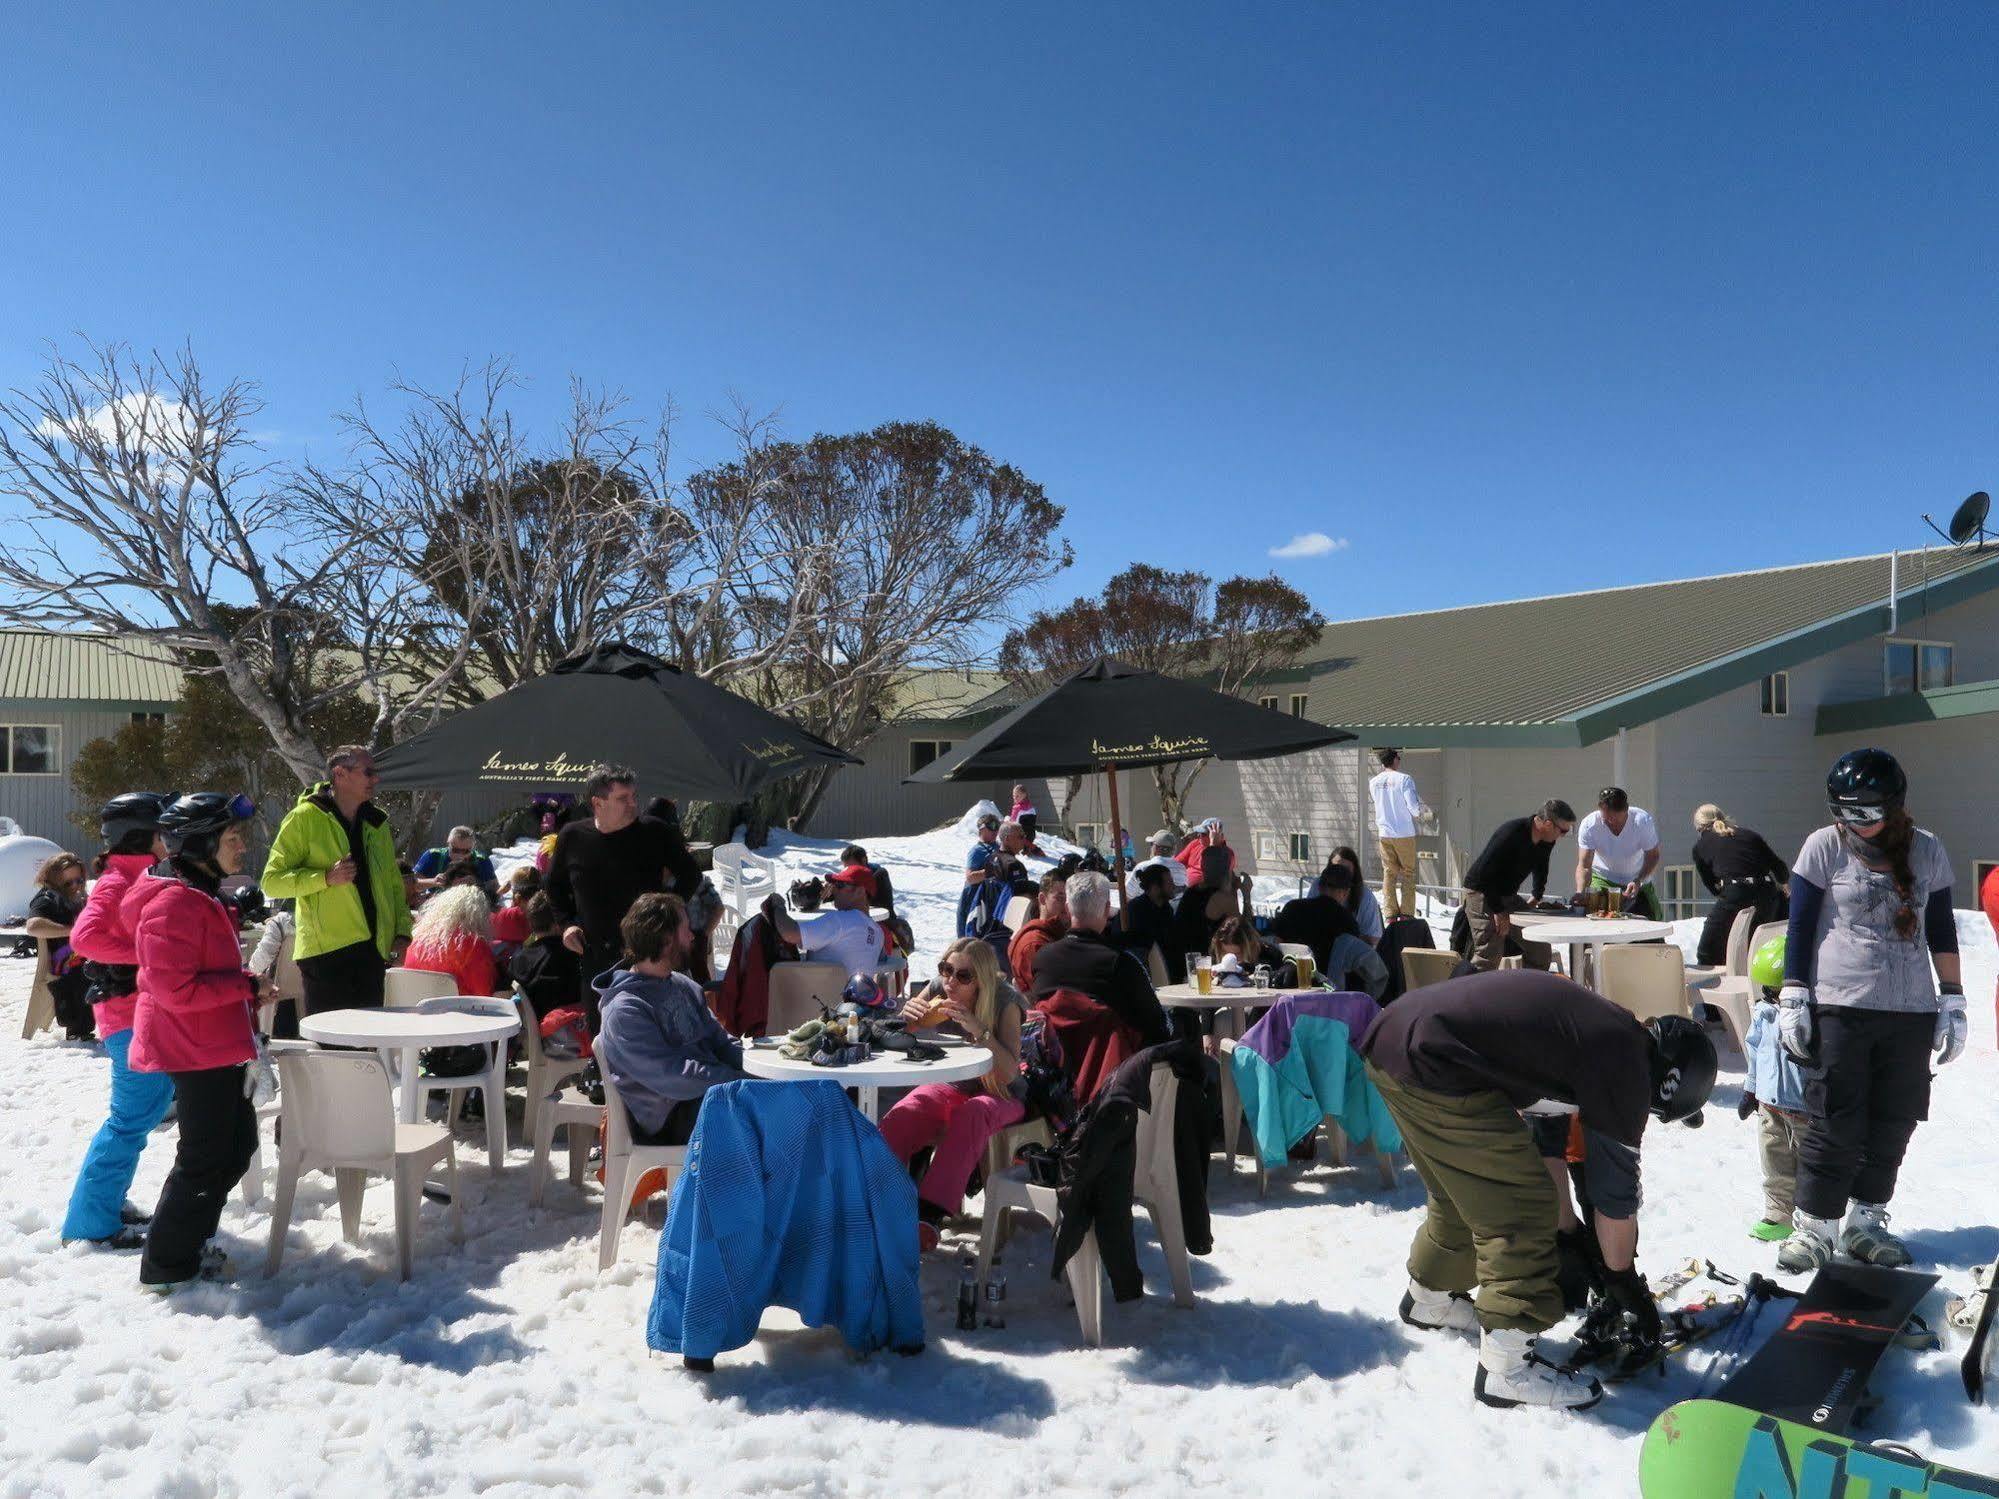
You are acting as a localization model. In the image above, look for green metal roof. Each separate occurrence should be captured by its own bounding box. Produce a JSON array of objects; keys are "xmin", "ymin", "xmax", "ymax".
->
[
  {"xmin": 1292, "ymin": 548, "xmax": 1999, "ymax": 747},
  {"xmin": 0, "ymin": 631, "xmax": 183, "ymax": 705},
  {"xmin": 1815, "ymin": 676, "xmax": 1999, "ymax": 736}
]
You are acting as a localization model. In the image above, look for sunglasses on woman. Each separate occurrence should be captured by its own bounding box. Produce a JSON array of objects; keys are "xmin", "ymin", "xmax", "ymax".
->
[
  {"xmin": 1830, "ymin": 803, "xmax": 1888, "ymax": 826},
  {"xmin": 936, "ymin": 961, "xmax": 977, "ymax": 984}
]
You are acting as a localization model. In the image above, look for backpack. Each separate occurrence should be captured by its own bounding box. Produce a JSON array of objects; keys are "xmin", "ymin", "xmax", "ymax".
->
[{"xmin": 1016, "ymin": 1012, "xmax": 1077, "ymax": 1136}]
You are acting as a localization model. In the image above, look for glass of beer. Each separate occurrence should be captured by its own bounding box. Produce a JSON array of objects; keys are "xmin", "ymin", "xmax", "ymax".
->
[
  {"xmin": 1193, "ymin": 958, "xmax": 1214, "ymax": 996},
  {"xmin": 1294, "ymin": 952, "xmax": 1315, "ymax": 988}
]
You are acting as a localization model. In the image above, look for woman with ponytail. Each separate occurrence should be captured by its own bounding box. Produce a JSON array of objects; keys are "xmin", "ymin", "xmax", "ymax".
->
[
  {"xmin": 1690, "ymin": 803, "xmax": 1790, "ymax": 966},
  {"xmin": 1770, "ymin": 749, "xmax": 1962, "ymax": 1273}
]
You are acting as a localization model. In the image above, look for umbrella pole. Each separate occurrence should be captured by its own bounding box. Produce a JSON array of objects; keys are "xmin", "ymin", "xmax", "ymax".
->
[{"xmin": 1105, "ymin": 764, "xmax": 1131, "ymax": 928}]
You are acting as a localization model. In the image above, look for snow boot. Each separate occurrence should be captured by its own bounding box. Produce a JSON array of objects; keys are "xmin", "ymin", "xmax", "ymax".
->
[
  {"xmin": 1776, "ymin": 1211, "xmax": 1838, "ymax": 1275},
  {"xmin": 141, "ymin": 1244, "xmax": 230, "ymax": 1294},
  {"xmin": 1473, "ymin": 1327, "xmax": 1602, "ymax": 1411},
  {"xmin": 63, "ymin": 1224, "xmax": 146, "ymax": 1250},
  {"xmin": 1399, "ymin": 1279, "xmax": 1479, "ymax": 1334},
  {"xmin": 1840, "ymin": 1202, "xmax": 1913, "ymax": 1267},
  {"xmin": 120, "ymin": 1203, "xmax": 152, "ymax": 1228}
]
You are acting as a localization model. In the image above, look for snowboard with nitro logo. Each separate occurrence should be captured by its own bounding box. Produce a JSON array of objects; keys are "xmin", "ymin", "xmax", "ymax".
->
[{"xmin": 1639, "ymin": 1399, "xmax": 1997, "ymax": 1497}]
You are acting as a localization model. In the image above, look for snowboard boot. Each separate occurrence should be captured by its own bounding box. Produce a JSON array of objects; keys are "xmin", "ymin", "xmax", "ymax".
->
[
  {"xmin": 1473, "ymin": 1327, "xmax": 1602, "ymax": 1411},
  {"xmin": 1775, "ymin": 1211, "xmax": 1838, "ymax": 1275},
  {"xmin": 1399, "ymin": 1279, "xmax": 1479, "ymax": 1334},
  {"xmin": 1839, "ymin": 1202, "xmax": 1913, "ymax": 1267},
  {"xmin": 62, "ymin": 1223, "xmax": 146, "ymax": 1250}
]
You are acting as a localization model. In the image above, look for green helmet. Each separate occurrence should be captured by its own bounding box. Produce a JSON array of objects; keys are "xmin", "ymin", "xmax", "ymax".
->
[{"xmin": 1749, "ymin": 935, "xmax": 1786, "ymax": 995}]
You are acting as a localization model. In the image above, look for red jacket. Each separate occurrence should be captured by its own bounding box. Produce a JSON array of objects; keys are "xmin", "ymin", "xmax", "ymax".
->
[
  {"xmin": 1032, "ymin": 986, "xmax": 1142, "ymax": 1107},
  {"xmin": 1008, "ymin": 917, "xmax": 1068, "ymax": 993},
  {"xmin": 1173, "ymin": 839, "xmax": 1237, "ymax": 877},
  {"xmin": 125, "ymin": 867, "xmax": 258, "ymax": 1074},
  {"xmin": 67, "ymin": 852, "xmax": 157, "ymax": 1038},
  {"xmin": 405, "ymin": 929, "xmax": 502, "ymax": 997}
]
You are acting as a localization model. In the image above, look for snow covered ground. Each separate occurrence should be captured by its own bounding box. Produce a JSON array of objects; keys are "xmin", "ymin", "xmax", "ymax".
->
[{"xmin": 2, "ymin": 819, "xmax": 1996, "ymax": 1497}]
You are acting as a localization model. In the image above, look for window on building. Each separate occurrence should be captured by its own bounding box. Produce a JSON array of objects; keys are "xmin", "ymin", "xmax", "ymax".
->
[
  {"xmin": 1975, "ymin": 860, "xmax": 1997, "ymax": 898},
  {"xmin": 1254, "ymin": 830, "xmax": 1283, "ymax": 862},
  {"xmin": 1759, "ymin": 672, "xmax": 1789, "ymax": 716},
  {"xmin": 131, "ymin": 711, "xmax": 166, "ymax": 726},
  {"xmin": 1257, "ymin": 695, "xmax": 1279, "ymax": 712},
  {"xmin": 1288, "ymin": 831, "xmax": 1312, "ymax": 864},
  {"xmin": 1660, "ymin": 864, "xmax": 1702, "ymax": 921},
  {"xmin": 908, "ymin": 739, "xmax": 953, "ymax": 775},
  {"xmin": 1073, "ymin": 822, "xmax": 1102, "ymax": 851},
  {"xmin": 0, "ymin": 725, "xmax": 59, "ymax": 775},
  {"xmin": 1885, "ymin": 640, "xmax": 1952, "ymax": 696},
  {"xmin": 1289, "ymin": 694, "xmax": 1309, "ymax": 718}
]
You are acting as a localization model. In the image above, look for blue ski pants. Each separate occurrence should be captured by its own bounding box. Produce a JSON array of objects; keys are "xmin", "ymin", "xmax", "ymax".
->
[{"xmin": 61, "ymin": 1027, "xmax": 175, "ymax": 1242}]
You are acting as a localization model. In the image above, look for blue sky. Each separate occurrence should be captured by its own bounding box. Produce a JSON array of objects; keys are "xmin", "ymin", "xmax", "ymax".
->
[{"xmin": 3, "ymin": 3, "xmax": 1995, "ymax": 632}]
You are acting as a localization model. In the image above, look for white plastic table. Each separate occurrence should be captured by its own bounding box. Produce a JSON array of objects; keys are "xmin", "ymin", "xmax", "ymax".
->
[
  {"xmin": 1504, "ymin": 914, "xmax": 1677, "ymax": 991},
  {"xmin": 299, "ymin": 1005, "xmax": 520, "ymax": 1125},
  {"xmin": 741, "ymin": 1041, "xmax": 994, "ymax": 1121}
]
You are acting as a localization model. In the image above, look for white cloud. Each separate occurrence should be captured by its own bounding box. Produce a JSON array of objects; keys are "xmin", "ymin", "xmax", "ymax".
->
[{"xmin": 1268, "ymin": 532, "xmax": 1349, "ymax": 560}]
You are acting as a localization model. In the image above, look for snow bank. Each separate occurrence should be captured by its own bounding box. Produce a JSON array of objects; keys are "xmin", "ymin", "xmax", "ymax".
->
[{"xmin": 1, "ymin": 826, "xmax": 1995, "ymax": 1496}]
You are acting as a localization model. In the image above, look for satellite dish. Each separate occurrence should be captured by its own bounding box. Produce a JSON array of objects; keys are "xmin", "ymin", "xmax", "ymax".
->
[{"xmin": 1921, "ymin": 490, "xmax": 1992, "ymax": 549}]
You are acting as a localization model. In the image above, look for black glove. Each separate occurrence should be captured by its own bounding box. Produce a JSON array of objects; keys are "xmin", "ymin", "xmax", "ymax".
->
[{"xmin": 1601, "ymin": 1264, "xmax": 1661, "ymax": 1344}]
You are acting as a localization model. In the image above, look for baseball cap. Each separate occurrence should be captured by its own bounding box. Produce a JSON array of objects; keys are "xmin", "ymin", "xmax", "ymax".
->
[{"xmin": 825, "ymin": 864, "xmax": 879, "ymax": 901}]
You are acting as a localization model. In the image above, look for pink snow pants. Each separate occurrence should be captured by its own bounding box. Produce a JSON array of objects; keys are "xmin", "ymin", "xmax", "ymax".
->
[{"xmin": 877, "ymin": 1083, "xmax": 1026, "ymax": 1215}]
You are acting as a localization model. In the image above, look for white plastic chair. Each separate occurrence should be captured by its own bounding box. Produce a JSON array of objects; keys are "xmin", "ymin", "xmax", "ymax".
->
[
  {"xmin": 712, "ymin": 843, "xmax": 779, "ymax": 918},
  {"xmin": 411, "ymin": 996, "xmax": 512, "ymax": 1171},
  {"xmin": 1601, "ymin": 944, "xmax": 1693, "ymax": 1022},
  {"xmin": 598, "ymin": 1073, "xmax": 686, "ymax": 1271},
  {"xmin": 264, "ymin": 1045, "xmax": 462, "ymax": 1281},
  {"xmin": 975, "ymin": 1063, "xmax": 1193, "ymax": 1344},
  {"xmin": 529, "ymin": 1085, "xmax": 601, "ymax": 1208},
  {"xmin": 17, "ymin": 938, "xmax": 56, "ymax": 1041},
  {"xmin": 384, "ymin": 967, "xmax": 459, "ymax": 1009},
  {"xmin": 765, "ymin": 961, "xmax": 848, "ymax": 1036},
  {"xmin": 512, "ymin": 988, "xmax": 586, "ymax": 1143},
  {"xmin": 1688, "ymin": 907, "xmax": 1757, "ymax": 1054},
  {"xmin": 1217, "ymin": 1035, "xmax": 1399, "ymax": 1198},
  {"xmin": 1276, "ymin": 942, "xmax": 1314, "ymax": 963}
]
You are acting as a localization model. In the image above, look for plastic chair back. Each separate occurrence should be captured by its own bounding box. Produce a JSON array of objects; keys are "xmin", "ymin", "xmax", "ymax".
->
[
  {"xmin": 512, "ymin": 987, "xmax": 546, "ymax": 1067},
  {"xmin": 766, "ymin": 961, "xmax": 848, "ymax": 1034},
  {"xmin": 1750, "ymin": 921, "xmax": 1787, "ymax": 967},
  {"xmin": 1600, "ymin": 944, "xmax": 1692, "ymax": 1021},
  {"xmin": 1277, "ymin": 942, "xmax": 1314, "ymax": 962},
  {"xmin": 273, "ymin": 925, "xmax": 305, "ymax": 1006},
  {"xmin": 1131, "ymin": 1063, "xmax": 1180, "ymax": 1207},
  {"xmin": 1723, "ymin": 906, "xmax": 1757, "ymax": 977},
  {"xmin": 602, "ymin": 1069, "xmax": 637, "ymax": 1157},
  {"xmin": 1401, "ymin": 947, "xmax": 1458, "ymax": 992},
  {"xmin": 277, "ymin": 1047, "xmax": 396, "ymax": 1161},
  {"xmin": 1002, "ymin": 896, "xmax": 1032, "ymax": 934},
  {"xmin": 385, "ymin": 967, "xmax": 459, "ymax": 1009},
  {"xmin": 1143, "ymin": 944, "xmax": 1169, "ymax": 987}
]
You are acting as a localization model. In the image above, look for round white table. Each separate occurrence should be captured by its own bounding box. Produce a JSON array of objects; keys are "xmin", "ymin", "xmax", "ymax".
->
[
  {"xmin": 299, "ymin": 1005, "xmax": 520, "ymax": 1126},
  {"xmin": 1505, "ymin": 914, "xmax": 1676, "ymax": 991},
  {"xmin": 741, "ymin": 1040, "xmax": 994, "ymax": 1121}
]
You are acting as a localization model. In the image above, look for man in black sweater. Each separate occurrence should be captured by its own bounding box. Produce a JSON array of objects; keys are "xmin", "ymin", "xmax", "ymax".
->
[
  {"xmin": 1031, "ymin": 871, "xmax": 1172, "ymax": 1045},
  {"xmin": 545, "ymin": 764, "xmax": 695, "ymax": 1026},
  {"xmin": 1273, "ymin": 862, "xmax": 1364, "ymax": 975},
  {"xmin": 1461, "ymin": 799, "xmax": 1575, "ymax": 973}
]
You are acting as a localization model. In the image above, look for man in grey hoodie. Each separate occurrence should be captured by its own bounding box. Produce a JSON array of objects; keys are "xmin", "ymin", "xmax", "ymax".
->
[{"xmin": 593, "ymin": 893, "xmax": 748, "ymax": 1146}]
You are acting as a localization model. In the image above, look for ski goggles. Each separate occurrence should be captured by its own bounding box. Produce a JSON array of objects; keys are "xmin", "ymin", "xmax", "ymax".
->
[{"xmin": 1828, "ymin": 802, "xmax": 1890, "ymax": 826}]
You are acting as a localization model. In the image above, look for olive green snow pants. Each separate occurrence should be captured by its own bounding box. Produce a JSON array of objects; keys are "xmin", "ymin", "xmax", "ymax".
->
[{"xmin": 1367, "ymin": 1064, "xmax": 1564, "ymax": 1333}]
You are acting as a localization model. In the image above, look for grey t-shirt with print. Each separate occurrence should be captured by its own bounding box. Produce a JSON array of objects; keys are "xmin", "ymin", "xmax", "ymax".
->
[{"xmin": 1793, "ymin": 824, "xmax": 1952, "ymax": 1013}]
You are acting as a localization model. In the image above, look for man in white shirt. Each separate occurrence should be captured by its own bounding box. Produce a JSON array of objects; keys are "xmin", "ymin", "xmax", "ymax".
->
[
  {"xmin": 1368, "ymin": 748, "xmax": 1431, "ymax": 920},
  {"xmin": 761, "ymin": 864, "xmax": 887, "ymax": 980},
  {"xmin": 1573, "ymin": 787, "xmax": 1663, "ymax": 919},
  {"xmin": 1125, "ymin": 830, "xmax": 1190, "ymax": 901}
]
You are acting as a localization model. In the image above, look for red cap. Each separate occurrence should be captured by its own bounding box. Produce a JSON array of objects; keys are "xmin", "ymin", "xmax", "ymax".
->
[{"xmin": 825, "ymin": 864, "xmax": 878, "ymax": 901}]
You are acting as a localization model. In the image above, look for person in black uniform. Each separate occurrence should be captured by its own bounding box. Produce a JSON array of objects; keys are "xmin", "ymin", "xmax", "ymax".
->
[
  {"xmin": 1690, "ymin": 803, "xmax": 1789, "ymax": 966},
  {"xmin": 1460, "ymin": 800, "xmax": 1576, "ymax": 972}
]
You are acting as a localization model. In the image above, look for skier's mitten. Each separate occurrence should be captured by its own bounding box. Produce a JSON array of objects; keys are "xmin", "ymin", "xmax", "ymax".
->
[
  {"xmin": 1601, "ymin": 1265, "xmax": 1661, "ymax": 1344},
  {"xmin": 1934, "ymin": 985, "xmax": 1968, "ymax": 1067},
  {"xmin": 1776, "ymin": 983, "xmax": 1814, "ymax": 1063}
]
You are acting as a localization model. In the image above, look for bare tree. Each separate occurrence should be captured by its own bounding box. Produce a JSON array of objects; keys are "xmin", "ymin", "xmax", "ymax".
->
[
  {"xmin": 1001, "ymin": 564, "xmax": 1324, "ymax": 827},
  {"xmin": 0, "ymin": 341, "xmax": 355, "ymax": 781}
]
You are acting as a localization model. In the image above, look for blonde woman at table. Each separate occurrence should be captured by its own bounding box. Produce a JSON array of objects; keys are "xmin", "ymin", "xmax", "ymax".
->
[
  {"xmin": 882, "ymin": 937, "xmax": 1025, "ymax": 1253},
  {"xmin": 403, "ymin": 884, "xmax": 505, "ymax": 998}
]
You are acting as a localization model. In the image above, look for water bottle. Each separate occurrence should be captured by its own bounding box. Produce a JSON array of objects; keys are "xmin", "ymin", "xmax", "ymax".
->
[
  {"xmin": 983, "ymin": 1257, "xmax": 1007, "ymax": 1329},
  {"xmin": 955, "ymin": 1254, "xmax": 979, "ymax": 1331}
]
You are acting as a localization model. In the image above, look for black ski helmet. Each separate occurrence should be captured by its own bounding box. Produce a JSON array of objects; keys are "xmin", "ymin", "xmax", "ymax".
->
[
  {"xmin": 1826, "ymin": 748, "xmax": 1906, "ymax": 818},
  {"xmin": 99, "ymin": 791, "xmax": 172, "ymax": 848},
  {"xmin": 1646, "ymin": 1014, "xmax": 1717, "ymax": 1126},
  {"xmin": 157, "ymin": 792, "xmax": 254, "ymax": 863}
]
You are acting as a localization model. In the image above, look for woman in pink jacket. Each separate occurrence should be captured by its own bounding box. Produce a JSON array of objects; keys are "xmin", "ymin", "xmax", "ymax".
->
[
  {"xmin": 128, "ymin": 793, "xmax": 270, "ymax": 1290},
  {"xmin": 60, "ymin": 792, "xmax": 176, "ymax": 1248}
]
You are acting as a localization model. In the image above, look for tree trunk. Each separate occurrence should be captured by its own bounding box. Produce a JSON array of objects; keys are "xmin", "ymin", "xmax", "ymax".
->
[{"xmin": 1152, "ymin": 757, "xmax": 1211, "ymax": 831}]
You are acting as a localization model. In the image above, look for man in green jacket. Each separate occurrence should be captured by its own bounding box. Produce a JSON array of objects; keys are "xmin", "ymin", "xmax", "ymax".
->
[{"xmin": 262, "ymin": 744, "xmax": 413, "ymax": 1014}]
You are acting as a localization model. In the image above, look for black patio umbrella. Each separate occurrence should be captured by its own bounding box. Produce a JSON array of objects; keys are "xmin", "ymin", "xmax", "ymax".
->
[
  {"xmin": 905, "ymin": 657, "xmax": 1352, "ymax": 915},
  {"xmin": 374, "ymin": 642, "xmax": 860, "ymax": 802}
]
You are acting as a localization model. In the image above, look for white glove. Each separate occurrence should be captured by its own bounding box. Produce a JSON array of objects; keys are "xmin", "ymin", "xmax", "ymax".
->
[
  {"xmin": 1935, "ymin": 988, "xmax": 1968, "ymax": 1067},
  {"xmin": 1776, "ymin": 982, "xmax": 1814, "ymax": 1063},
  {"xmin": 245, "ymin": 1037, "xmax": 277, "ymax": 1107}
]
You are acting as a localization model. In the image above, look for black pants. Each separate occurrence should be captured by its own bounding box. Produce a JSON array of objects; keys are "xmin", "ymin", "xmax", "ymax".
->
[
  {"xmin": 1695, "ymin": 885, "xmax": 1783, "ymax": 967},
  {"xmin": 1019, "ymin": 813, "xmax": 1039, "ymax": 844},
  {"xmin": 141, "ymin": 1065, "xmax": 258, "ymax": 1285},
  {"xmin": 1795, "ymin": 1008, "xmax": 1933, "ymax": 1220},
  {"xmin": 580, "ymin": 942, "xmax": 620, "ymax": 1033},
  {"xmin": 630, "ymin": 1096, "xmax": 702, "ymax": 1147},
  {"xmin": 297, "ymin": 940, "xmax": 386, "ymax": 1016}
]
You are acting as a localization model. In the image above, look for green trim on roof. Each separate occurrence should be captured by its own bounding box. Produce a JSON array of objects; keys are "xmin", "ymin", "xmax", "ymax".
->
[
  {"xmin": 1329, "ymin": 722, "xmax": 1586, "ymax": 749},
  {"xmin": 1814, "ymin": 678, "xmax": 1999, "ymax": 736}
]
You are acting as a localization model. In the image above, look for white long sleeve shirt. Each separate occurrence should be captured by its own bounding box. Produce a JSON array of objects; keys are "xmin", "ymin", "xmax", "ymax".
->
[{"xmin": 1368, "ymin": 768, "xmax": 1428, "ymax": 839}]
